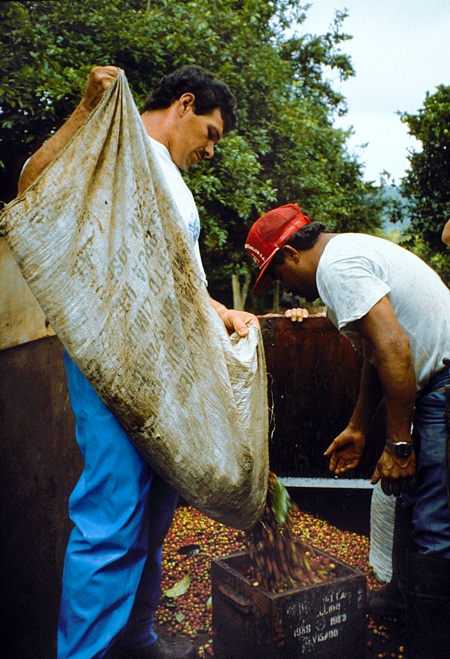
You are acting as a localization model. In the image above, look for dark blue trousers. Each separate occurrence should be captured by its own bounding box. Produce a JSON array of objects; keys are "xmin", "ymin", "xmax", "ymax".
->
[{"xmin": 402, "ymin": 368, "xmax": 450, "ymax": 557}]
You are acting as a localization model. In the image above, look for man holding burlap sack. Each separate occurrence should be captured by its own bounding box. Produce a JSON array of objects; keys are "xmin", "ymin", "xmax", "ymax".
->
[{"xmin": 18, "ymin": 65, "xmax": 259, "ymax": 659}]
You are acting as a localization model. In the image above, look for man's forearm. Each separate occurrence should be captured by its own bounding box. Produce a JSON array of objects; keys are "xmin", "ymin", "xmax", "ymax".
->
[
  {"xmin": 348, "ymin": 359, "xmax": 384, "ymax": 434},
  {"xmin": 17, "ymin": 66, "xmax": 119, "ymax": 196},
  {"xmin": 375, "ymin": 337, "xmax": 416, "ymax": 442},
  {"xmin": 354, "ymin": 296, "xmax": 416, "ymax": 444},
  {"xmin": 17, "ymin": 102, "xmax": 92, "ymax": 195}
]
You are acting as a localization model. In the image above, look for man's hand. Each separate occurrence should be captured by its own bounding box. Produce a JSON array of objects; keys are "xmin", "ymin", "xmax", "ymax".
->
[
  {"xmin": 219, "ymin": 308, "xmax": 260, "ymax": 337},
  {"xmin": 209, "ymin": 297, "xmax": 259, "ymax": 337},
  {"xmin": 284, "ymin": 307, "xmax": 309, "ymax": 322},
  {"xmin": 80, "ymin": 66, "xmax": 120, "ymax": 114},
  {"xmin": 324, "ymin": 428, "xmax": 366, "ymax": 475},
  {"xmin": 371, "ymin": 445, "xmax": 416, "ymax": 496},
  {"xmin": 17, "ymin": 65, "xmax": 121, "ymax": 196}
]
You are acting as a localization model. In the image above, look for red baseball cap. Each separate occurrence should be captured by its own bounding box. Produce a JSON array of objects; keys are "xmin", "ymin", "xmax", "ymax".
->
[{"xmin": 245, "ymin": 203, "xmax": 311, "ymax": 294}]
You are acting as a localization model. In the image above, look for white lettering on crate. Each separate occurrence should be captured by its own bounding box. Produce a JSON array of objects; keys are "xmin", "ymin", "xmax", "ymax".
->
[
  {"xmin": 293, "ymin": 623, "xmax": 312, "ymax": 637},
  {"xmin": 330, "ymin": 613, "xmax": 347, "ymax": 626}
]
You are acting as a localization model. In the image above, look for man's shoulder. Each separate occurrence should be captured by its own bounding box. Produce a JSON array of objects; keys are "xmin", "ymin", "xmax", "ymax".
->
[{"xmin": 321, "ymin": 232, "xmax": 403, "ymax": 264}]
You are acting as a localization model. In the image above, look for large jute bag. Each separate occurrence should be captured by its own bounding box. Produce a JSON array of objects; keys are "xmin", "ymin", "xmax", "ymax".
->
[{"xmin": 0, "ymin": 72, "xmax": 269, "ymax": 530}]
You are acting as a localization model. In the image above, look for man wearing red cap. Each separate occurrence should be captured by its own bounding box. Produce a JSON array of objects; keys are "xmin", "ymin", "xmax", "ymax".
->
[{"xmin": 245, "ymin": 203, "xmax": 450, "ymax": 658}]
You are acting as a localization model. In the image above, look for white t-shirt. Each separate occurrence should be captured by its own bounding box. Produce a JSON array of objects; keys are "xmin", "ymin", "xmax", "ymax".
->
[
  {"xmin": 148, "ymin": 136, "xmax": 207, "ymax": 285},
  {"xmin": 317, "ymin": 233, "xmax": 450, "ymax": 391}
]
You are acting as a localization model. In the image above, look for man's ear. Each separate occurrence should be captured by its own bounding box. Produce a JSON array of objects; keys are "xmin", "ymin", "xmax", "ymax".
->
[
  {"xmin": 178, "ymin": 92, "xmax": 196, "ymax": 114},
  {"xmin": 281, "ymin": 244, "xmax": 299, "ymax": 262}
]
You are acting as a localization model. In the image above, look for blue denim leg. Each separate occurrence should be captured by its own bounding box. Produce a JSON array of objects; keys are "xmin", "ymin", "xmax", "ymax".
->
[
  {"xmin": 58, "ymin": 352, "xmax": 178, "ymax": 658},
  {"xmin": 119, "ymin": 474, "xmax": 179, "ymax": 649},
  {"xmin": 403, "ymin": 369, "xmax": 450, "ymax": 557}
]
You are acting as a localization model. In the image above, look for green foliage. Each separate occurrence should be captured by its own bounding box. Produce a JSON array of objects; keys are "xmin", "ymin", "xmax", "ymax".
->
[
  {"xmin": 402, "ymin": 236, "xmax": 450, "ymax": 287},
  {"xmin": 270, "ymin": 476, "xmax": 292, "ymax": 526},
  {"xmin": 399, "ymin": 85, "xmax": 450, "ymax": 284},
  {"xmin": 1, "ymin": 0, "xmax": 388, "ymax": 307}
]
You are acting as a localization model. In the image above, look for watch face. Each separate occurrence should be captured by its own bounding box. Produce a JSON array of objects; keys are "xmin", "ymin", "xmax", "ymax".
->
[
  {"xmin": 395, "ymin": 443, "xmax": 412, "ymax": 457},
  {"xmin": 386, "ymin": 441, "xmax": 413, "ymax": 456}
]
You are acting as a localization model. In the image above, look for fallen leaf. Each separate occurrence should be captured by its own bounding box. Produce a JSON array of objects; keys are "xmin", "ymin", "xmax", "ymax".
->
[{"xmin": 162, "ymin": 574, "xmax": 191, "ymax": 598}]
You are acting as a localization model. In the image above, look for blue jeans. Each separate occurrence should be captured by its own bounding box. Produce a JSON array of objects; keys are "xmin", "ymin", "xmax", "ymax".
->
[
  {"xmin": 58, "ymin": 351, "xmax": 179, "ymax": 658},
  {"xmin": 401, "ymin": 367, "xmax": 450, "ymax": 557}
]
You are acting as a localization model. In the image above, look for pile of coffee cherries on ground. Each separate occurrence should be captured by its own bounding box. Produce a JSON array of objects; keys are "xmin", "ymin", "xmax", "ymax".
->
[{"xmin": 156, "ymin": 502, "xmax": 404, "ymax": 658}]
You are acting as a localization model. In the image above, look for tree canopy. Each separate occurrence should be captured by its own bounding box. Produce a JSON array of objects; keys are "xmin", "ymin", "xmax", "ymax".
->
[
  {"xmin": 1, "ymin": 0, "xmax": 387, "ymax": 309},
  {"xmin": 399, "ymin": 85, "xmax": 450, "ymax": 283}
]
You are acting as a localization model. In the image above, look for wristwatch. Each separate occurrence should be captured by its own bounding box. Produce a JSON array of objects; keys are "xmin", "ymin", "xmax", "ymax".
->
[{"xmin": 385, "ymin": 440, "xmax": 414, "ymax": 457}]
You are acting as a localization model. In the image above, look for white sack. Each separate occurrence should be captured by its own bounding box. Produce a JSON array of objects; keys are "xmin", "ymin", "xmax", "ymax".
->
[
  {"xmin": 369, "ymin": 481, "xmax": 395, "ymax": 582},
  {"xmin": 0, "ymin": 72, "xmax": 269, "ymax": 530}
]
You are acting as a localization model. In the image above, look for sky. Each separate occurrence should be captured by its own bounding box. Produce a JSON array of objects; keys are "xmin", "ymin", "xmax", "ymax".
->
[{"xmin": 299, "ymin": 0, "xmax": 450, "ymax": 184}]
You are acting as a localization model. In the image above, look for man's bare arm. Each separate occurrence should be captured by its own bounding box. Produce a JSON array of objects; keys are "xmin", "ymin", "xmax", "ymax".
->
[
  {"xmin": 354, "ymin": 295, "xmax": 416, "ymax": 443},
  {"xmin": 442, "ymin": 219, "xmax": 450, "ymax": 247},
  {"xmin": 17, "ymin": 66, "xmax": 119, "ymax": 196},
  {"xmin": 354, "ymin": 295, "xmax": 416, "ymax": 494},
  {"xmin": 324, "ymin": 360, "xmax": 383, "ymax": 474}
]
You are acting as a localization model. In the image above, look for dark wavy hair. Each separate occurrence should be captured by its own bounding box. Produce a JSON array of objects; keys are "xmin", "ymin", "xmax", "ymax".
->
[
  {"xmin": 142, "ymin": 65, "xmax": 238, "ymax": 135},
  {"xmin": 271, "ymin": 222, "xmax": 328, "ymax": 266}
]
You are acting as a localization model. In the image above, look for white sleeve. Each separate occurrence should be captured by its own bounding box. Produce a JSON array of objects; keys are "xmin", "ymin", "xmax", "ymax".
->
[{"xmin": 318, "ymin": 257, "xmax": 390, "ymax": 330}]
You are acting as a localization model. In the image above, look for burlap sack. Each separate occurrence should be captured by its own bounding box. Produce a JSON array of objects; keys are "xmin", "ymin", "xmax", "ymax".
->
[{"xmin": 0, "ymin": 72, "xmax": 269, "ymax": 530}]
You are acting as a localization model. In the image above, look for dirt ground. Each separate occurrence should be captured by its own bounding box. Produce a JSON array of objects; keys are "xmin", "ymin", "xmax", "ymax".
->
[{"xmin": 365, "ymin": 613, "xmax": 406, "ymax": 659}]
